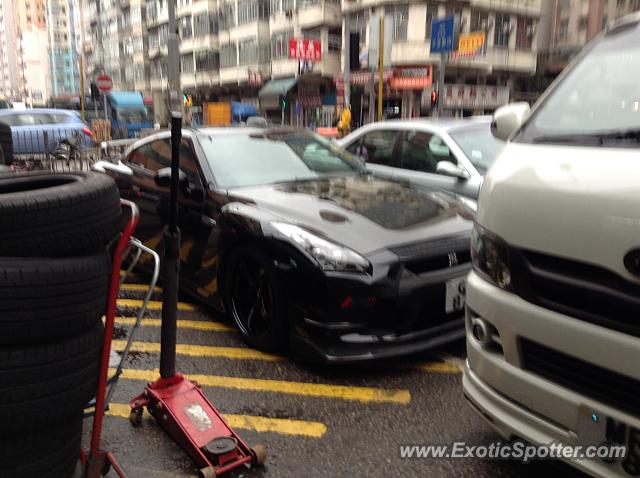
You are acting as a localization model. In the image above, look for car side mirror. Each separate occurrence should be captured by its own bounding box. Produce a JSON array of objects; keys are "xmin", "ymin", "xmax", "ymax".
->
[
  {"xmin": 154, "ymin": 167, "xmax": 187, "ymax": 188},
  {"xmin": 491, "ymin": 102, "xmax": 530, "ymax": 141},
  {"xmin": 436, "ymin": 161, "xmax": 470, "ymax": 180}
]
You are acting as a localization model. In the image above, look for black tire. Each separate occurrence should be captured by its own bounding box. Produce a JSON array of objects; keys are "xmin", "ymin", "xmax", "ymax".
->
[
  {"xmin": 0, "ymin": 324, "xmax": 103, "ymax": 436},
  {"xmin": 0, "ymin": 252, "xmax": 110, "ymax": 344},
  {"xmin": 0, "ymin": 171, "xmax": 121, "ymax": 257},
  {"xmin": 224, "ymin": 245, "xmax": 288, "ymax": 352},
  {"xmin": 0, "ymin": 413, "xmax": 82, "ymax": 468},
  {"xmin": 0, "ymin": 121, "xmax": 13, "ymax": 166}
]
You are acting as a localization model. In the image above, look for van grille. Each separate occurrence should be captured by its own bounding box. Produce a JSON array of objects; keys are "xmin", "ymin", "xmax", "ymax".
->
[
  {"xmin": 520, "ymin": 339, "xmax": 640, "ymax": 417},
  {"xmin": 511, "ymin": 249, "xmax": 640, "ymax": 338}
]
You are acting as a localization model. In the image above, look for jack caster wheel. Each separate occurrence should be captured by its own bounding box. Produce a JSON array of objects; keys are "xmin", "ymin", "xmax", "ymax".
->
[
  {"xmin": 129, "ymin": 408, "xmax": 143, "ymax": 427},
  {"xmin": 199, "ymin": 466, "xmax": 216, "ymax": 478},
  {"xmin": 252, "ymin": 444, "xmax": 267, "ymax": 465}
]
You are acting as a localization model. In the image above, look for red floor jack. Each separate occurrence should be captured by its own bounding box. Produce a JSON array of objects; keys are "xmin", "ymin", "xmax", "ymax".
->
[{"xmin": 129, "ymin": 113, "xmax": 266, "ymax": 478}]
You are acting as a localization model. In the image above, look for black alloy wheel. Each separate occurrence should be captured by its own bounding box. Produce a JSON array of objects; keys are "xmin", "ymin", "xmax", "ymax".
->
[{"xmin": 225, "ymin": 245, "xmax": 287, "ymax": 352}]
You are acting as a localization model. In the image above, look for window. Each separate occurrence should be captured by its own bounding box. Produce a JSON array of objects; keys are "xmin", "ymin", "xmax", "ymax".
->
[
  {"xmin": 180, "ymin": 53, "xmax": 194, "ymax": 73},
  {"xmin": 219, "ymin": 3, "xmax": 236, "ymax": 29},
  {"xmin": 127, "ymin": 139, "xmax": 201, "ymax": 185},
  {"xmin": 449, "ymin": 125, "xmax": 505, "ymax": 174},
  {"xmin": 559, "ymin": 19, "xmax": 569, "ymax": 41},
  {"xmin": 271, "ymin": 29, "xmax": 292, "ymax": 58},
  {"xmin": 494, "ymin": 13, "xmax": 510, "ymax": 47},
  {"xmin": 282, "ymin": 0, "xmax": 293, "ymax": 11},
  {"xmin": 469, "ymin": 9, "xmax": 489, "ymax": 33},
  {"xmin": 328, "ymin": 29, "xmax": 341, "ymax": 52},
  {"xmin": 270, "ymin": 0, "xmax": 280, "ymax": 14},
  {"xmin": 239, "ymin": 39, "xmax": 258, "ymax": 64},
  {"xmin": 351, "ymin": 130, "xmax": 398, "ymax": 166},
  {"xmin": 400, "ymin": 131, "xmax": 456, "ymax": 173},
  {"xmin": 385, "ymin": 5, "xmax": 408, "ymax": 41},
  {"xmin": 195, "ymin": 50, "xmax": 219, "ymax": 70},
  {"xmin": 425, "ymin": 2, "xmax": 438, "ymax": 39},
  {"xmin": 220, "ymin": 43, "xmax": 237, "ymax": 68},
  {"xmin": 179, "ymin": 15, "xmax": 192, "ymax": 39},
  {"xmin": 515, "ymin": 17, "xmax": 533, "ymax": 49},
  {"xmin": 238, "ymin": 0, "xmax": 257, "ymax": 24},
  {"xmin": 193, "ymin": 13, "xmax": 210, "ymax": 36}
]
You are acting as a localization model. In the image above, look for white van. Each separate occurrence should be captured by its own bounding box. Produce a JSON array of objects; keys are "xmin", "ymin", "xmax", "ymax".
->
[{"xmin": 463, "ymin": 12, "xmax": 640, "ymax": 478}]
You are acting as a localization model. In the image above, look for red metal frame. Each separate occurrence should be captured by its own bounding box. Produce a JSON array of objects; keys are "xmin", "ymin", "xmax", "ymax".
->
[{"xmin": 83, "ymin": 199, "xmax": 140, "ymax": 478}]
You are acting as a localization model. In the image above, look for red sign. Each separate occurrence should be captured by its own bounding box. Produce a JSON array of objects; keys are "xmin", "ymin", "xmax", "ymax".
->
[
  {"xmin": 389, "ymin": 67, "xmax": 432, "ymax": 90},
  {"xmin": 96, "ymin": 74, "xmax": 113, "ymax": 93},
  {"xmin": 288, "ymin": 39, "xmax": 322, "ymax": 61}
]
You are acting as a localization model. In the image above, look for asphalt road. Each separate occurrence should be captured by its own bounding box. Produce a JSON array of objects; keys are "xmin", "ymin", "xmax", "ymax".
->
[{"xmin": 86, "ymin": 278, "xmax": 588, "ymax": 478}]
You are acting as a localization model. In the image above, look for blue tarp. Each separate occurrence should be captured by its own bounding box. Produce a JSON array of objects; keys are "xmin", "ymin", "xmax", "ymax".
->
[
  {"xmin": 107, "ymin": 92, "xmax": 146, "ymax": 109},
  {"xmin": 231, "ymin": 101, "xmax": 258, "ymax": 122}
]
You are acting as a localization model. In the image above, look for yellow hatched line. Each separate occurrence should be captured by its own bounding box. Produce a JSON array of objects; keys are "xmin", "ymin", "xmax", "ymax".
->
[
  {"xmin": 110, "ymin": 340, "xmax": 282, "ymax": 362},
  {"xmin": 116, "ymin": 298, "xmax": 197, "ymax": 312},
  {"xmin": 119, "ymin": 283, "xmax": 163, "ymax": 293},
  {"xmin": 112, "ymin": 367, "xmax": 411, "ymax": 405},
  {"xmin": 114, "ymin": 317, "xmax": 234, "ymax": 333},
  {"xmin": 106, "ymin": 402, "xmax": 327, "ymax": 438},
  {"xmin": 413, "ymin": 362, "xmax": 462, "ymax": 374}
]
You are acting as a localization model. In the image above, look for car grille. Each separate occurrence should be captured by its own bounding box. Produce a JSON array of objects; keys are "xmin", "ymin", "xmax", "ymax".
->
[
  {"xmin": 389, "ymin": 234, "xmax": 471, "ymax": 275},
  {"xmin": 511, "ymin": 249, "xmax": 640, "ymax": 338},
  {"xmin": 520, "ymin": 339, "xmax": 640, "ymax": 417}
]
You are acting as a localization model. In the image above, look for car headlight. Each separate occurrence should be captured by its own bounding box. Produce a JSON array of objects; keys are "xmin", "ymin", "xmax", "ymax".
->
[
  {"xmin": 272, "ymin": 222, "xmax": 370, "ymax": 273},
  {"xmin": 471, "ymin": 224, "xmax": 512, "ymax": 291}
]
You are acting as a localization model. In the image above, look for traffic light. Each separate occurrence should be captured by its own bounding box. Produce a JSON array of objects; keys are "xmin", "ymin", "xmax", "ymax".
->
[
  {"xmin": 430, "ymin": 90, "xmax": 438, "ymax": 108},
  {"xmin": 281, "ymin": 96, "xmax": 286, "ymax": 110},
  {"xmin": 183, "ymin": 93, "xmax": 193, "ymax": 107}
]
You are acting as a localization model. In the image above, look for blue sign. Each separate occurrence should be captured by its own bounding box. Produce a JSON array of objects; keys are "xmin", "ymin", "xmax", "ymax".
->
[{"xmin": 430, "ymin": 16, "xmax": 455, "ymax": 54}]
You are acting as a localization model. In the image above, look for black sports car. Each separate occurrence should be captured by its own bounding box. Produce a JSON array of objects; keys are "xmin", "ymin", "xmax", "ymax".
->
[{"xmin": 98, "ymin": 128, "xmax": 473, "ymax": 363}]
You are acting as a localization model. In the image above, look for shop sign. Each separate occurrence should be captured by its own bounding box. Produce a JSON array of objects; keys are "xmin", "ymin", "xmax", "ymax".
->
[
  {"xmin": 390, "ymin": 67, "xmax": 432, "ymax": 90},
  {"xmin": 288, "ymin": 38, "xmax": 322, "ymax": 61},
  {"xmin": 443, "ymin": 84, "xmax": 509, "ymax": 109},
  {"xmin": 457, "ymin": 32, "xmax": 486, "ymax": 56}
]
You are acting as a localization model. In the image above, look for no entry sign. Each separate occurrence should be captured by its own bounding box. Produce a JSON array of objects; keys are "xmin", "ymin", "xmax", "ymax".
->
[{"xmin": 96, "ymin": 75, "xmax": 113, "ymax": 93}]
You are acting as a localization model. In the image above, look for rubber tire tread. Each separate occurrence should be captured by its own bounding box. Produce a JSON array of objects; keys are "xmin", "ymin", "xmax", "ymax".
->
[
  {"xmin": 0, "ymin": 252, "xmax": 110, "ymax": 344},
  {"xmin": 0, "ymin": 171, "xmax": 121, "ymax": 256}
]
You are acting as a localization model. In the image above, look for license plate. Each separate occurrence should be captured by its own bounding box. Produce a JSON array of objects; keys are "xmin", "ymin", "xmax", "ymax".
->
[
  {"xmin": 577, "ymin": 405, "xmax": 640, "ymax": 474},
  {"xmin": 445, "ymin": 277, "xmax": 466, "ymax": 314}
]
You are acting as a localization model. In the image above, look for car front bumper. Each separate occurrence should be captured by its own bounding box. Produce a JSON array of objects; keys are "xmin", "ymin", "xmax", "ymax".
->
[
  {"xmin": 463, "ymin": 270, "xmax": 640, "ymax": 478},
  {"xmin": 282, "ymin": 252, "xmax": 470, "ymax": 363}
]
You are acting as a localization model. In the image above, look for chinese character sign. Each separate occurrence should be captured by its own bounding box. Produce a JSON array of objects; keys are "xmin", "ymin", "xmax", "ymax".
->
[
  {"xmin": 457, "ymin": 32, "xmax": 485, "ymax": 55},
  {"xmin": 288, "ymin": 39, "xmax": 322, "ymax": 61}
]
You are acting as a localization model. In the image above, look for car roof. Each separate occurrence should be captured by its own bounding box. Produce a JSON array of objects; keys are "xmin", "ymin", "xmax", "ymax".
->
[
  {"xmin": 0, "ymin": 108, "xmax": 79, "ymax": 116},
  {"xmin": 364, "ymin": 116, "xmax": 491, "ymax": 132}
]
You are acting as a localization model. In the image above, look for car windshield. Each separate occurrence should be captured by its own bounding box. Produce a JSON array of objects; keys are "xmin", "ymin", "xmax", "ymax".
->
[
  {"xmin": 200, "ymin": 131, "xmax": 363, "ymax": 189},
  {"xmin": 449, "ymin": 125, "xmax": 506, "ymax": 174},
  {"xmin": 117, "ymin": 108, "xmax": 148, "ymax": 123},
  {"xmin": 516, "ymin": 21, "xmax": 640, "ymax": 145}
]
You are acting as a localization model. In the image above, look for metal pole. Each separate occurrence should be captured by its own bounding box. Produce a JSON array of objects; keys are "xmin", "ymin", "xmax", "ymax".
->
[
  {"xmin": 103, "ymin": 93, "xmax": 108, "ymax": 120},
  {"xmin": 343, "ymin": 20, "xmax": 350, "ymax": 108},
  {"xmin": 437, "ymin": 52, "xmax": 446, "ymax": 117},
  {"xmin": 167, "ymin": 0, "xmax": 181, "ymax": 113},
  {"xmin": 79, "ymin": 56, "xmax": 85, "ymax": 122},
  {"xmin": 377, "ymin": 16, "xmax": 384, "ymax": 122},
  {"xmin": 159, "ymin": 113, "xmax": 182, "ymax": 379}
]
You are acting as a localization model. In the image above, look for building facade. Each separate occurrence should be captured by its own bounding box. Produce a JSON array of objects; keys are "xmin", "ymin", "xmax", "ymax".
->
[
  {"xmin": 0, "ymin": 0, "xmax": 21, "ymax": 100},
  {"xmin": 47, "ymin": 0, "xmax": 79, "ymax": 96},
  {"xmin": 342, "ymin": 0, "xmax": 541, "ymax": 121}
]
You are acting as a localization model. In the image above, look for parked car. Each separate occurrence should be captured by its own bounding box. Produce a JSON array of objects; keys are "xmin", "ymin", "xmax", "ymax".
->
[
  {"xmin": 464, "ymin": 13, "xmax": 640, "ymax": 478},
  {"xmin": 337, "ymin": 117, "xmax": 505, "ymax": 199},
  {"xmin": 97, "ymin": 128, "xmax": 475, "ymax": 363},
  {"xmin": 0, "ymin": 108, "xmax": 93, "ymax": 156}
]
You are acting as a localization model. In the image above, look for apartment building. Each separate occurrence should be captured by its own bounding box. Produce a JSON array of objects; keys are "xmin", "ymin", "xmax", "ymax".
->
[
  {"xmin": 538, "ymin": 0, "xmax": 639, "ymax": 77},
  {"xmin": 0, "ymin": 0, "xmax": 20, "ymax": 99},
  {"xmin": 342, "ymin": 0, "xmax": 542, "ymax": 120},
  {"xmin": 47, "ymin": 0, "xmax": 79, "ymax": 95}
]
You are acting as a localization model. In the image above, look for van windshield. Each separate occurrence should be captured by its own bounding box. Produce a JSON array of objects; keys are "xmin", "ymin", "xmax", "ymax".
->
[{"xmin": 516, "ymin": 21, "xmax": 640, "ymax": 146}]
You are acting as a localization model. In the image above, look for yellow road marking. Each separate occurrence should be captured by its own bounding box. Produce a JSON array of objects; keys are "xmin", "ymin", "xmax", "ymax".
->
[
  {"xmin": 113, "ymin": 368, "xmax": 411, "ymax": 404},
  {"xmin": 116, "ymin": 298, "xmax": 197, "ymax": 312},
  {"xmin": 119, "ymin": 283, "xmax": 163, "ymax": 293},
  {"xmin": 111, "ymin": 340, "xmax": 282, "ymax": 361},
  {"xmin": 414, "ymin": 362, "xmax": 461, "ymax": 374},
  {"xmin": 114, "ymin": 317, "xmax": 233, "ymax": 332},
  {"xmin": 106, "ymin": 402, "xmax": 327, "ymax": 438}
]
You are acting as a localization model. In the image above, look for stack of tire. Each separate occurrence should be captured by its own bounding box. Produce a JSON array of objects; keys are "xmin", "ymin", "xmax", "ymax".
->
[{"xmin": 0, "ymin": 172, "xmax": 122, "ymax": 478}]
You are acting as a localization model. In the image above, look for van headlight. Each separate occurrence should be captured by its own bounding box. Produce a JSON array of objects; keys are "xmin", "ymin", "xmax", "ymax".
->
[
  {"xmin": 272, "ymin": 222, "xmax": 370, "ymax": 273},
  {"xmin": 471, "ymin": 224, "xmax": 513, "ymax": 291}
]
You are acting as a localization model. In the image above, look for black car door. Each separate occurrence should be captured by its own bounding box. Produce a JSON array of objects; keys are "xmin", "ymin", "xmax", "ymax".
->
[{"xmin": 120, "ymin": 136, "xmax": 207, "ymax": 287}]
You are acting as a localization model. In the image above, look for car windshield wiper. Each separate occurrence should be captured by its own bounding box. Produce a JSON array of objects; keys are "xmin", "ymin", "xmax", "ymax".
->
[{"xmin": 530, "ymin": 129, "xmax": 640, "ymax": 145}]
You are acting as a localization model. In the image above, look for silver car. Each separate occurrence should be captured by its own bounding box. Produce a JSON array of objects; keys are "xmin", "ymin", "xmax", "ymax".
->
[{"xmin": 338, "ymin": 117, "xmax": 505, "ymax": 199}]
